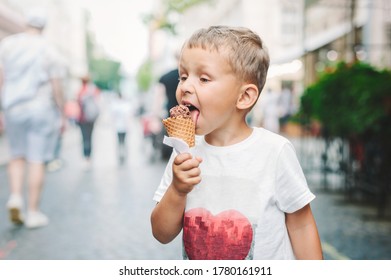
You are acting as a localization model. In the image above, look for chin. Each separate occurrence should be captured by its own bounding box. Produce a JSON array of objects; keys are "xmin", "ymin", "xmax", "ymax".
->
[{"xmin": 195, "ymin": 127, "xmax": 207, "ymax": 136}]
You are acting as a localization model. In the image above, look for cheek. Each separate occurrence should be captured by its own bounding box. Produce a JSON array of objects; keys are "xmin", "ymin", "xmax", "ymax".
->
[
  {"xmin": 175, "ymin": 87, "xmax": 181, "ymax": 103},
  {"xmin": 202, "ymin": 97, "xmax": 233, "ymax": 116},
  {"xmin": 198, "ymin": 102, "xmax": 224, "ymax": 125}
]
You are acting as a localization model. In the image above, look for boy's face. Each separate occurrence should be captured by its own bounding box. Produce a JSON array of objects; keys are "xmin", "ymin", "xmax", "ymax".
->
[{"xmin": 176, "ymin": 47, "xmax": 243, "ymax": 137}]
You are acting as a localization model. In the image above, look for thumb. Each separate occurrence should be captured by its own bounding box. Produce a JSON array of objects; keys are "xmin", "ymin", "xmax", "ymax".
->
[{"xmin": 195, "ymin": 156, "xmax": 203, "ymax": 164}]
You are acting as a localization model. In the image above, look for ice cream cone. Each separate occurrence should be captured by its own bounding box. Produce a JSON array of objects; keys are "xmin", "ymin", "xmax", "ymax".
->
[{"xmin": 162, "ymin": 117, "xmax": 195, "ymax": 147}]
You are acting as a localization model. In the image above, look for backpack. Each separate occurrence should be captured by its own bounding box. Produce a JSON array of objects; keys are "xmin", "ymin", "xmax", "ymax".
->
[{"xmin": 81, "ymin": 86, "xmax": 100, "ymax": 122}]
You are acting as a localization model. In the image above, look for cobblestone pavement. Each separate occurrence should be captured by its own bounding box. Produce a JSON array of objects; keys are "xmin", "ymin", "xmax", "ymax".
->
[{"xmin": 0, "ymin": 115, "xmax": 390, "ymax": 260}]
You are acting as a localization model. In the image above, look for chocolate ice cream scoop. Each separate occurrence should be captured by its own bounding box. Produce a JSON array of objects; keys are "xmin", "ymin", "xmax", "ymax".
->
[
  {"xmin": 163, "ymin": 105, "xmax": 195, "ymax": 147},
  {"xmin": 169, "ymin": 105, "xmax": 191, "ymax": 119}
]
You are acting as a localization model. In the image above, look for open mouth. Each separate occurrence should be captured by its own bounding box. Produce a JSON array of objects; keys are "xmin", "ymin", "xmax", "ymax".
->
[
  {"xmin": 186, "ymin": 104, "xmax": 198, "ymax": 112},
  {"xmin": 183, "ymin": 103, "xmax": 200, "ymax": 126}
]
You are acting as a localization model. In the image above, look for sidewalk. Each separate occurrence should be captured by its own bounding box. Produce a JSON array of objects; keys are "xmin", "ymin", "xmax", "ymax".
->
[{"xmin": 0, "ymin": 114, "xmax": 183, "ymax": 260}]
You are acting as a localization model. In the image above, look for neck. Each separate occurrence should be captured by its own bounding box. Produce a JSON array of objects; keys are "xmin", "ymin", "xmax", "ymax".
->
[{"xmin": 205, "ymin": 122, "xmax": 253, "ymax": 147}]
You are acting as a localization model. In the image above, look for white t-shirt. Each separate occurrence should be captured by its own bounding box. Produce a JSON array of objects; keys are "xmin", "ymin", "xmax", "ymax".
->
[
  {"xmin": 153, "ymin": 127, "xmax": 315, "ymax": 260},
  {"xmin": 110, "ymin": 98, "xmax": 133, "ymax": 133},
  {"xmin": 0, "ymin": 33, "xmax": 63, "ymax": 110}
]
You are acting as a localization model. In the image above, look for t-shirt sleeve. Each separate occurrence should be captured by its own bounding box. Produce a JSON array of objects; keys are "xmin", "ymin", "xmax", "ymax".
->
[
  {"xmin": 152, "ymin": 150, "xmax": 176, "ymax": 202},
  {"xmin": 274, "ymin": 141, "xmax": 315, "ymax": 213}
]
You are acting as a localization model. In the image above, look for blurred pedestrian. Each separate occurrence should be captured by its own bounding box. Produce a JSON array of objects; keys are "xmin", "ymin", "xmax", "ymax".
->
[
  {"xmin": 110, "ymin": 91, "xmax": 133, "ymax": 165},
  {"xmin": 76, "ymin": 75, "xmax": 100, "ymax": 170},
  {"xmin": 0, "ymin": 109, "xmax": 4, "ymax": 135},
  {"xmin": 159, "ymin": 69, "xmax": 179, "ymax": 117},
  {"xmin": 258, "ymin": 88, "xmax": 281, "ymax": 133},
  {"xmin": 46, "ymin": 129, "xmax": 63, "ymax": 172},
  {"xmin": 151, "ymin": 26, "xmax": 322, "ymax": 260},
  {"xmin": 278, "ymin": 87, "xmax": 294, "ymax": 133},
  {"xmin": 0, "ymin": 8, "xmax": 66, "ymax": 228},
  {"xmin": 63, "ymin": 98, "xmax": 81, "ymax": 126},
  {"xmin": 156, "ymin": 52, "xmax": 180, "ymax": 159}
]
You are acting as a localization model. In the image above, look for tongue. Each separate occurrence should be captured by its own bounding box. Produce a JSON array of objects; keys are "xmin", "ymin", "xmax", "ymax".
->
[{"xmin": 190, "ymin": 110, "xmax": 200, "ymax": 126}]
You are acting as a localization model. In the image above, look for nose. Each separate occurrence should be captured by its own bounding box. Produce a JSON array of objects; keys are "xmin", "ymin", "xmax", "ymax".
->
[{"xmin": 178, "ymin": 77, "xmax": 195, "ymax": 96}]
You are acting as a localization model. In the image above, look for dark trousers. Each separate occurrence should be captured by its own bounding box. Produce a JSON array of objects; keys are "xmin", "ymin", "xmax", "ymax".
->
[
  {"xmin": 79, "ymin": 122, "xmax": 94, "ymax": 158},
  {"xmin": 117, "ymin": 132, "xmax": 126, "ymax": 146}
]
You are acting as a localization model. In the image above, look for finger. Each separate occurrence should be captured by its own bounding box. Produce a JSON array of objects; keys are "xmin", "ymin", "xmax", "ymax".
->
[
  {"xmin": 174, "ymin": 153, "xmax": 192, "ymax": 165},
  {"xmin": 178, "ymin": 158, "xmax": 202, "ymax": 171},
  {"xmin": 187, "ymin": 176, "xmax": 202, "ymax": 186},
  {"xmin": 186, "ymin": 167, "xmax": 201, "ymax": 178},
  {"xmin": 195, "ymin": 156, "xmax": 203, "ymax": 163}
]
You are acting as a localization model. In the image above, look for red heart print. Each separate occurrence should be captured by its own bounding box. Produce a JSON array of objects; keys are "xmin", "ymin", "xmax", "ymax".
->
[{"xmin": 183, "ymin": 208, "xmax": 253, "ymax": 260}]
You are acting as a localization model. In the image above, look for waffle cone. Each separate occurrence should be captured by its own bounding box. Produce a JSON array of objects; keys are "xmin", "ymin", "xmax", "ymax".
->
[{"xmin": 162, "ymin": 117, "xmax": 195, "ymax": 147}]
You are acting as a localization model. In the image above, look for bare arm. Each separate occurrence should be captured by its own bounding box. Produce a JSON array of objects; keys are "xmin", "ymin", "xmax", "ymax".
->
[
  {"xmin": 151, "ymin": 153, "xmax": 202, "ymax": 244},
  {"xmin": 51, "ymin": 77, "xmax": 65, "ymax": 113},
  {"xmin": 0, "ymin": 67, "xmax": 3, "ymax": 88},
  {"xmin": 0, "ymin": 67, "xmax": 4, "ymax": 100},
  {"xmin": 50, "ymin": 77, "xmax": 67, "ymax": 132},
  {"xmin": 286, "ymin": 204, "xmax": 323, "ymax": 259},
  {"xmin": 150, "ymin": 184, "xmax": 187, "ymax": 244},
  {"xmin": 0, "ymin": 68, "xmax": 3, "ymax": 133}
]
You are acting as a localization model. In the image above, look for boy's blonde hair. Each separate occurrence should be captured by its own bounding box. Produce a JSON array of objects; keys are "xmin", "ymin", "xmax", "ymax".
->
[{"xmin": 183, "ymin": 25, "xmax": 270, "ymax": 95}]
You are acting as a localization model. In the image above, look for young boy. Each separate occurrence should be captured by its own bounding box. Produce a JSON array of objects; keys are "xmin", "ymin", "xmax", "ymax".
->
[{"xmin": 151, "ymin": 26, "xmax": 323, "ymax": 260}]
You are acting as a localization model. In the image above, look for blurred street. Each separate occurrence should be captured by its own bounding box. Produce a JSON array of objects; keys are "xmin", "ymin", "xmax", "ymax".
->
[
  {"xmin": 0, "ymin": 101, "xmax": 390, "ymax": 260},
  {"xmin": 0, "ymin": 0, "xmax": 390, "ymax": 263},
  {"xmin": 0, "ymin": 103, "xmax": 182, "ymax": 260}
]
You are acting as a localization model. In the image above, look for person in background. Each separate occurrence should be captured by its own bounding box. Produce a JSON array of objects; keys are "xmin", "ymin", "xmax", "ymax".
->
[
  {"xmin": 156, "ymin": 53, "xmax": 180, "ymax": 160},
  {"xmin": 0, "ymin": 107, "xmax": 4, "ymax": 135},
  {"xmin": 278, "ymin": 87, "xmax": 294, "ymax": 133},
  {"xmin": 159, "ymin": 67, "xmax": 179, "ymax": 117},
  {"xmin": 151, "ymin": 26, "xmax": 322, "ymax": 260},
  {"xmin": 258, "ymin": 88, "xmax": 281, "ymax": 133},
  {"xmin": 76, "ymin": 75, "xmax": 100, "ymax": 170},
  {"xmin": 110, "ymin": 91, "xmax": 133, "ymax": 165},
  {"xmin": 47, "ymin": 69, "xmax": 68, "ymax": 173},
  {"xmin": 46, "ymin": 128, "xmax": 63, "ymax": 172},
  {"xmin": 0, "ymin": 8, "xmax": 66, "ymax": 229}
]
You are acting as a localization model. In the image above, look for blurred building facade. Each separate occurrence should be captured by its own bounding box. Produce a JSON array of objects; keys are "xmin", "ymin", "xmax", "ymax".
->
[
  {"xmin": 302, "ymin": 0, "xmax": 391, "ymax": 86},
  {"xmin": 0, "ymin": 3, "xmax": 24, "ymax": 39},
  {"xmin": 149, "ymin": 0, "xmax": 391, "ymax": 98},
  {"xmin": 1, "ymin": 0, "xmax": 390, "ymax": 101}
]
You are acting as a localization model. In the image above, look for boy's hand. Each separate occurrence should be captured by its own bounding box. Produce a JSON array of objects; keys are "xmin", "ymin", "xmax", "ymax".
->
[{"xmin": 172, "ymin": 153, "xmax": 202, "ymax": 196}]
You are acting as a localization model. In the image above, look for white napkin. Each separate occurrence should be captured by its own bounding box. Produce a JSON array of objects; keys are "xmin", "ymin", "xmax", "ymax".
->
[{"xmin": 163, "ymin": 136, "xmax": 191, "ymax": 154}]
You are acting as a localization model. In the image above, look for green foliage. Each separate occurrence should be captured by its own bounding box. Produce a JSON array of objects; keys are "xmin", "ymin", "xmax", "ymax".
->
[
  {"xmin": 143, "ymin": 0, "xmax": 213, "ymax": 34},
  {"xmin": 165, "ymin": 0, "xmax": 212, "ymax": 13},
  {"xmin": 136, "ymin": 60, "xmax": 154, "ymax": 92},
  {"xmin": 85, "ymin": 13, "xmax": 122, "ymax": 91},
  {"xmin": 138, "ymin": 0, "xmax": 213, "ymax": 91},
  {"xmin": 299, "ymin": 62, "xmax": 391, "ymax": 138},
  {"xmin": 90, "ymin": 58, "xmax": 121, "ymax": 91}
]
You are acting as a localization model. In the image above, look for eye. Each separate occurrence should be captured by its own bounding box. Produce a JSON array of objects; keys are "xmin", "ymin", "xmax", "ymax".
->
[
  {"xmin": 200, "ymin": 77, "xmax": 210, "ymax": 83},
  {"xmin": 179, "ymin": 75, "xmax": 187, "ymax": 83}
]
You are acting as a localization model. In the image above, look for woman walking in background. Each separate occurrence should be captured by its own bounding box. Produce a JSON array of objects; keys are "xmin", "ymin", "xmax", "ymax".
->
[{"xmin": 77, "ymin": 75, "xmax": 100, "ymax": 170}]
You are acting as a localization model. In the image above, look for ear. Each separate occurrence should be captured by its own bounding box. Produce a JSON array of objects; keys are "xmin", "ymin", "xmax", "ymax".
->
[{"xmin": 236, "ymin": 84, "xmax": 259, "ymax": 110}]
